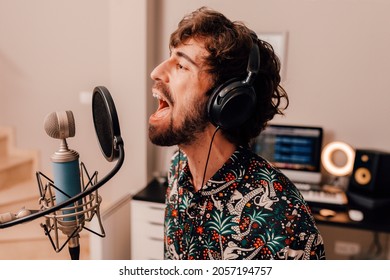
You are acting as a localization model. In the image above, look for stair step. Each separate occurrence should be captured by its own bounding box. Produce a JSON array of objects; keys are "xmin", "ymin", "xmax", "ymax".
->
[
  {"xmin": 0, "ymin": 131, "xmax": 8, "ymax": 158},
  {"xmin": 0, "ymin": 127, "xmax": 14, "ymax": 159},
  {"xmin": 0, "ymin": 218, "xmax": 90, "ymax": 259},
  {"xmin": 0, "ymin": 236, "xmax": 90, "ymax": 260},
  {"xmin": 0, "ymin": 155, "xmax": 35, "ymax": 190},
  {"xmin": 0, "ymin": 179, "xmax": 39, "ymax": 214}
]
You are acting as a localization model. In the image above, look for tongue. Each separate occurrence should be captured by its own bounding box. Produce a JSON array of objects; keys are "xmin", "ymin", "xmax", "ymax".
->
[{"xmin": 151, "ymin": 107, "xmax": 170, "ymax": 119}]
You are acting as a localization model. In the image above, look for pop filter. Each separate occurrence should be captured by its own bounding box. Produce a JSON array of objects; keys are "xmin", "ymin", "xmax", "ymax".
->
[{"xmin": 92, "ymin": 86, "xmax": 123, "ymax": 162}]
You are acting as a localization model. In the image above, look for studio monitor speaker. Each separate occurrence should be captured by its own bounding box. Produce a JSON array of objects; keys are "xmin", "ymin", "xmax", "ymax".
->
[{"xmin": 348, "ymin": 149, "xmax": 390, "ymax": 197}]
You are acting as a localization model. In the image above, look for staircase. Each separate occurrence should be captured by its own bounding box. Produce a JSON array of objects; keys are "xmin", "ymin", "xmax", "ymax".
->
[{"xmin": 0, "ymin": 126, "xmax": 89, "ymax": 259}]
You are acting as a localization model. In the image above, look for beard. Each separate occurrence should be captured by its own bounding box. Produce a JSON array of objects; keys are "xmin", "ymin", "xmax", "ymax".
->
[{"xmin": 149, "ymin": 92, "xmax": 209, "ymax": 147}]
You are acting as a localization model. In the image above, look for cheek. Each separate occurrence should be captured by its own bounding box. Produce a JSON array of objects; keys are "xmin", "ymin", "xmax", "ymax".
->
[
  {"xmin": 171, "ymin": 93, "xmax": 197, "ymax": 124},
  {"xmin": 172, "ymin": 73, "xmax": 211, "ymax": 113},
  {"xmin": 171, "ymin": 82, "xmax": 195, "ymax": 108}
]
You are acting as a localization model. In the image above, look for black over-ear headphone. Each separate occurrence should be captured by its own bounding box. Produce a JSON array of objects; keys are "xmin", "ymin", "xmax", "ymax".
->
[{"xmin": 207, "ymin": 34, "xmax": 260, "ymax": 130}]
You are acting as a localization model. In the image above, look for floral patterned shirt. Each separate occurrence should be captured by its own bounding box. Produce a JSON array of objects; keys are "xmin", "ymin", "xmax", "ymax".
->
[{"xmin": 164, "ymin": 146, "xmax": 326, "ymax": 260}]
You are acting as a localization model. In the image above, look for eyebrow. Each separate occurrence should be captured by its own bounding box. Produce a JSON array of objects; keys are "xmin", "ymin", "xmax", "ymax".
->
[{"xmin": 175, "ymin": 51, "xmax": 199, "ymax": 68}]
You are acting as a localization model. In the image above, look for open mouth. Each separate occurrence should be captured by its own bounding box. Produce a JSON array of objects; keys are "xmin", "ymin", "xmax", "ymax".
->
[
  {"xmin": 153, "ymin": 92, "xmax": 170, "ymax": 110},
  {"xmin": 150, "ymin": 92, "xmax": 171, "ymax": 120}
]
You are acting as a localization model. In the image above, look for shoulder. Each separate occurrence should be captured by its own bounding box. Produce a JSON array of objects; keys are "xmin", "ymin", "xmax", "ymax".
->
[{"xmin": 238, "ymin": 148, "xmax": 295, "ymax": 191}]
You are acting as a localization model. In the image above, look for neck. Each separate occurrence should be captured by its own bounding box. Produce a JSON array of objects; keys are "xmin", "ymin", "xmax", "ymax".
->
[{"xmin": 179, "ymin": 126, "xmax": 236, "ymax": 192}]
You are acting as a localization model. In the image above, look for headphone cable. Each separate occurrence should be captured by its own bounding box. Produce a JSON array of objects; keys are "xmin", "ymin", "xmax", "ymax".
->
[{"xmin": 200, "ymin": 126, "xmax": 221, "ymax": 191}]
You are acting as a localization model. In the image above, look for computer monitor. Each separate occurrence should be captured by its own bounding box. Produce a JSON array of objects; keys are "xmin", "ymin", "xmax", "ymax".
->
[{"xmin": 252, "ymin": 124, "xmax": 324, "ymax": 184}]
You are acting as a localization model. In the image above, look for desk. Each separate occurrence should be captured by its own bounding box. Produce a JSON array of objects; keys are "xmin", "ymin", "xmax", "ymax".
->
[
  {"xmin": 313, "ymin": 210, "xmax": 390, "ymax": 233},
  {"xmin": 132, "ymin": 179, "xmax": 167, "ymax": 204}
]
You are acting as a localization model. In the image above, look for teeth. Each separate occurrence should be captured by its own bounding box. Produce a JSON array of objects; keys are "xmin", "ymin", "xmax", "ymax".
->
[{"xmin": 153, "ymin": 92, "xmax": 166, "ymax": 101}]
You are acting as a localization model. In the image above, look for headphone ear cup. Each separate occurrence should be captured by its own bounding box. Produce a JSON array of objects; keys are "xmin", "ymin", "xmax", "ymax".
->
[
  {"xmin": 207, "ymin": 80, "xmax": 256, "ymax": 130},
  {"xmin": 207, "ymin": 34, "xmax": 260, "ymax": 131}
]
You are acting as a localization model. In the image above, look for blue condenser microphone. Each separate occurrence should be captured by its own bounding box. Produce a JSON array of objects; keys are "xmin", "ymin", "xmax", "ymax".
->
[{"xmin": 44, "ymin": 110, "xmax": 83, "ymax": 259}]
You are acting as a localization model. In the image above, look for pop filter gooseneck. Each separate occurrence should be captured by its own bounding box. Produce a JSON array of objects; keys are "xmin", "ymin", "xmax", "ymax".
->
[{"xmin": 0, "ymin": 86, "xmax": 125, "ymax": 229}]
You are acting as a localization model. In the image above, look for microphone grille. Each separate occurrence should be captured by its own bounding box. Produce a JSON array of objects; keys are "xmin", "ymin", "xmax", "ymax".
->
[{"xmin": 44, "ymin": 110, "xmax": 76, "ymax": 139}]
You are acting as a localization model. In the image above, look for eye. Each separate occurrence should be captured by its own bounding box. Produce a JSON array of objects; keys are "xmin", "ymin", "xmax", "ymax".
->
[{"xmin": 176, "ymin": 63, "xmax": 186, "ymax": 70}]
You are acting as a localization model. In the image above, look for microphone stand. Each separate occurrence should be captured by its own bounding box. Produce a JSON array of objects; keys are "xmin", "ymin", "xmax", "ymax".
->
[
  {"xmin": 0, "ymin": 142, "xmax": 124, "ymax": 260},
  {"xmin": 69, "ymin": 239, "xmax": 80, "ymax": 260}
]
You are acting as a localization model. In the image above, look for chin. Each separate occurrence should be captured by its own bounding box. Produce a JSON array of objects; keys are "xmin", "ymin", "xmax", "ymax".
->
[{"xmin": 148, "ymin": 125, "xmax": 173, "ymax": 146}]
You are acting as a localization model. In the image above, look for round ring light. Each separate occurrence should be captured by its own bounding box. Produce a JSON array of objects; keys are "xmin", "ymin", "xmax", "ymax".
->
[{"xmin": 321, "ymin": 141, "xmax": 355, "ymax": 177}]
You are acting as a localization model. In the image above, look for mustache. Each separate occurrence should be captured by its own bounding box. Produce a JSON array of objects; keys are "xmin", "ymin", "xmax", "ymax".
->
[{"xmin": 153, "ymin": 81, "xmax": 174, "ymax": 104}]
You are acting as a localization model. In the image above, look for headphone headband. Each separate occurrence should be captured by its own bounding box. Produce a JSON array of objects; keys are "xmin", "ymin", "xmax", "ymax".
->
[{"xmin": 246, "ymin": 36, "xmax": 260, "ymax": 85}]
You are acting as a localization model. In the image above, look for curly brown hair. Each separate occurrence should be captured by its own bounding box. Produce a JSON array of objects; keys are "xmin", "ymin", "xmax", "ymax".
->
[{"xmin": 170, "ymin": 7, "xmax": 289, "ymax": 147}]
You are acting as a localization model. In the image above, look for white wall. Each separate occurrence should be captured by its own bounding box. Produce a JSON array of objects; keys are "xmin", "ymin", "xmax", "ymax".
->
[
  {"xmin": 0, "ymin": 0, "xmax": 148, "ymax": 204},
  {"xmin": 0, "ymin": 0, "xmax": 149, "ymax": 259},
  {"xmin": 151, "ymin": 0, "xmax": 390, "ymax": 176},
  {"xmin": 4, "ymin": 0, "xmax": 388, "ymax": 201}
]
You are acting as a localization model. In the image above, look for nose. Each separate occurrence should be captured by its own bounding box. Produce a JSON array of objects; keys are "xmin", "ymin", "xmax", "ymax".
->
[{"xmin": 150, "ymin": 59, "xmax": 169, "ymax": 83}]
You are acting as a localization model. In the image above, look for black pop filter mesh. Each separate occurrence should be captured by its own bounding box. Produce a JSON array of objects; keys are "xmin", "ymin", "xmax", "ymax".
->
[{"xmin": 92, "ymin": 86, "xmax": 121, "ymax": 162}]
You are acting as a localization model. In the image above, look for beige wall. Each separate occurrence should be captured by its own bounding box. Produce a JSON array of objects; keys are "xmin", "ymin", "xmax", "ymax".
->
[
  {"xmin": 0, "ymin": 0, "xmax": 148, "ymax": 204},
  {"xmin": 150, "ymin": 0, "xmax": 390, "ymax": 260},
  {"xmin": 2, "ymin": 0, "xmax": 389, "ymax": 201},
  {"xmin": 152, "ymin": 0, "xmax": 390, "ymax": 176}
]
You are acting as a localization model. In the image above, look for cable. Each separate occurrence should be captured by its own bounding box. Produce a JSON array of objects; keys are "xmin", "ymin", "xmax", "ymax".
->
[
  {"xmin": 200, "ymin": 126, "xmax": 221, "ymax": 190},
  {"xmin": 177, "ymin": 148, "xmax": 182, "ymax": 179}
]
